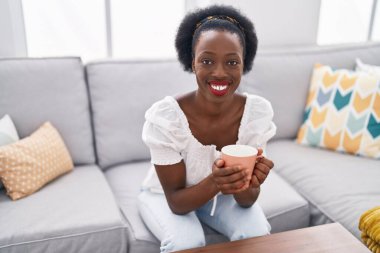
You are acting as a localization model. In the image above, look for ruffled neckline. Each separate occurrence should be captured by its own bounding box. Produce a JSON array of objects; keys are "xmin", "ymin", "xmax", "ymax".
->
[{"xmin": 165, "ymin": 93, "xmax": 251, "ymax": 151}]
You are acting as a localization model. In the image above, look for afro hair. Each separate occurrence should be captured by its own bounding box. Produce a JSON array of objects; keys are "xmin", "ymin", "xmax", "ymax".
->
[{"xmin": 175, "ymin": 5, "xmax": 258, "ymax": 74}]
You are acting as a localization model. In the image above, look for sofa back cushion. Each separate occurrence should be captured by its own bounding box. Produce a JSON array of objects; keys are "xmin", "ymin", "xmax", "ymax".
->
[
  {"xmin": 239, "ymin": 42, "xmax": 380, "ymax": 140},
  {"xmin": 0, "ymin": 57, "xmax": 95, "ymax": 165},
  {"xmin": 86, "ymin": 60, "xmax": 194, "ymax": 169}
]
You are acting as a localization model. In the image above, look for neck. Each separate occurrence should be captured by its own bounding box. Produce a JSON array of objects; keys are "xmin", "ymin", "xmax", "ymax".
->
[{"xmin": 193, "ymin": 90, "xmax": 235, "ymax": 118}]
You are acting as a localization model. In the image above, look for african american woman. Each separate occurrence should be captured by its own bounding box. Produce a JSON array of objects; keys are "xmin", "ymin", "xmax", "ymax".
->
[{"xmin": 139, "ymin": 5, "xmax": 276, "ymax": 253}]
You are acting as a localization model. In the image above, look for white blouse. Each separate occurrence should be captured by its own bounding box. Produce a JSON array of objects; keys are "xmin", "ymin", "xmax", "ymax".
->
[{"xmin": 141, "ymin": 92, "xmax": 277, "ymax": 196}]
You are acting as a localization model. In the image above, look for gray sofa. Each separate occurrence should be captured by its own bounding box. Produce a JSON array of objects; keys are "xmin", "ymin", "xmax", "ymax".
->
[{"xmin": 0, "ymin": 42, "xmax": 379, "ymax": 253}]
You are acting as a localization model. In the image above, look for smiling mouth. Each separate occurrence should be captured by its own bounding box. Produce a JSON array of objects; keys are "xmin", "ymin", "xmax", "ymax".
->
[
  {"xmin": 210, "ymin": 84, "xmax": 228, "ymax": 91},
  {"xmin": 208, "ymin": 81, "xmax": 230, "ymax": 96}
]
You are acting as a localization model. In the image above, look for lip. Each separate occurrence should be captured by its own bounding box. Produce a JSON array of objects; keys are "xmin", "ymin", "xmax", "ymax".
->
[
  {"xmin": 209, "ymin": 80, "xmax": 229, "ymax": 86},
  {"xmin": 208, "ymin": 80, "xmax": 230, "ymax": 96}
]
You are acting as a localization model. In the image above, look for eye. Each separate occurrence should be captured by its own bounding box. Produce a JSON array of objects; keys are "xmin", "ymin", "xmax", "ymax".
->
[
  {"xmin": 201, "ymin": 59, "xmax": 213, "ymax": 65},
  {"xmin": 227, "ymin": 60, "xmax": 239, "ymax": 66}
]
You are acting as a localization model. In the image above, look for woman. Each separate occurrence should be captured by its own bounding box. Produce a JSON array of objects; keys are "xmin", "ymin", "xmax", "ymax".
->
[{"xmin": 139, "ymin": 5, "xmax": 276, "ymax": 253}]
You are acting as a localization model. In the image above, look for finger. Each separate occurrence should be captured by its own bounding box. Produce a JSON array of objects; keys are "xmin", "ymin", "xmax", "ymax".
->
[
  {"xmin": 213, "ymin": 165, "xmax": 244, "ymax": 177},
  {"xmin": 250, "ymin": 175, "xmax": 261, "ymax": 188},
  {"xmin": 214, "ymin": 170, "xmax": 248, "ymax": 185},
  {"xmin": 257, "ymin": 157, "xmax": 274, "ymax": 169},
  {"xmin": 222, "ymin": 182, "xmax": 250, "ymax": 194},
  {"xmin": 257, "ymin": 148, "xmax": 263, "ymax": 156},
  {"xmin": 219, "ymin": 179, "xmax": 249, "ymax": 192},
  {"xmin": 254, "ymin": 163, "xmax": 271, "ymax": 176},
  {"xmin": 253, "ymin": 169, "xmax": 268, "ymax": 184},
  {"xmin": 214, "ymin": 158, "xmax": 225, "ymax": 168}
]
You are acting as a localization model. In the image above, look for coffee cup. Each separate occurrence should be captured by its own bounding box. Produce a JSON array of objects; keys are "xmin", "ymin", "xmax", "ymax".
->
[{"xmin": 221, "ymin": 144, "xmax": 258, "ymax": 182}]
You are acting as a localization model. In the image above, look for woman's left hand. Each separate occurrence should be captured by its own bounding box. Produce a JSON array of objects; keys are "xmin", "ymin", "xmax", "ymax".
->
[{"xmin": 250, "ymin": 148, "xmax": 274, "ymax": 188}]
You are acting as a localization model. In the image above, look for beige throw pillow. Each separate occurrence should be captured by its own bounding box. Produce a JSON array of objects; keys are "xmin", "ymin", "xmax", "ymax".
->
[{"xmin": 0, "ymin": 122, "xmax": 73, "ymax": 200}]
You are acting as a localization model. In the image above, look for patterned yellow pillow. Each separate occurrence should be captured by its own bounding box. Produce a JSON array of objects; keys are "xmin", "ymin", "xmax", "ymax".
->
[
  {"xmin": 297, "ymin": 64, "xmax": 380, "ymax": 159},
  {"xmin": 0, "ymin": 122, "xmax": 73, "ymax": 200}
]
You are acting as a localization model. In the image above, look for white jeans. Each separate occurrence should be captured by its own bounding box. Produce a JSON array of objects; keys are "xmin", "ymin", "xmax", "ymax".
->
[{"xmin": 138, "ymin": 191, "xmax": 271, "ymax": 253}]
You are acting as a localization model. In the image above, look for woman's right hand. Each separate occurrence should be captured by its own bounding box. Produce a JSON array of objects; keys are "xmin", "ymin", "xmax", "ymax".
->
[{"xmin": 211, "ymin": 159, "xmax": 250, "ymax": 195}]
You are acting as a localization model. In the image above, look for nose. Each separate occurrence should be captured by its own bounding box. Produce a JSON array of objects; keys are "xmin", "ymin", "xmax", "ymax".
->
[{"xmin": 212, "ymin": 62, "xmax": 228, "ymax": 78}]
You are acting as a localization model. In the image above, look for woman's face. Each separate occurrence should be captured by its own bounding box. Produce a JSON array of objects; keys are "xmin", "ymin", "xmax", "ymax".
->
[{"xmin": 192, "ymin": 30, "xmax": 244, "ymax": 102}]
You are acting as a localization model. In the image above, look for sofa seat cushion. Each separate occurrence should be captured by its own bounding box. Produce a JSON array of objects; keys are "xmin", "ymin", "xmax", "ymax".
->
[
  {"xmin": 258, "ymin": 170, "xmax": 310, "ymax": 232},
  {"xmin": 105, "ymin": 161, "xmax": 309, "ymax": 253},
  {"xmin": 0, "ymin": 165, "xmax": 127, "ymax": 253},
  {"xmin": 105, "ymin": 161, "xmax": 177, "ymax": 253},
  {"xmin": 267, "ymin": 140, "xmax": 380, "ymax": 239}
]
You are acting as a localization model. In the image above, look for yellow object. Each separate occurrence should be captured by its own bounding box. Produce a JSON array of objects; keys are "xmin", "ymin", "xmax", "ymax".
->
[
  {"xmin": 353, "ymin": 93, "xmax": 373, "ymax": 114},
  {"xmin": 359, "ymin": 206, "xmax": 380, "ymax": 253},
  {"xmin": 0, "ymin": 122, "xmax": 73, "ymax": 200}
]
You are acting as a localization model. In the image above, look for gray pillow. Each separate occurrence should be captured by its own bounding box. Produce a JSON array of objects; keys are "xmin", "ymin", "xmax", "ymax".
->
[{"xmin": 0, "ymin": 114, "xmax": 20, "ymax": 189}]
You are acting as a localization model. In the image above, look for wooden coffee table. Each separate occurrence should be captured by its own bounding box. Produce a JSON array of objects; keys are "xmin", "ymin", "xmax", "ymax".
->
[{"xmin": 174, "ymin": 223, "xmax": 370, "ymax": 253}]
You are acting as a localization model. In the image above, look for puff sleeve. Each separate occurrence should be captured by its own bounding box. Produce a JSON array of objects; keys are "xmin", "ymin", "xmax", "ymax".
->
[
  {"xmin": 239, "ymin": 93, "xmax": 277, "ymax": 149},
  {"xmin": 142, "ymin": 97, "xmax": 189, "ymax": 165}
]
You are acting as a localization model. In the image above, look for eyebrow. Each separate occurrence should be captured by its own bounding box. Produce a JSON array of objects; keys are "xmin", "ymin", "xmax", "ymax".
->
[{"xmin": 199, "ymin": 51, "xmax": 240, "ymax": 56}]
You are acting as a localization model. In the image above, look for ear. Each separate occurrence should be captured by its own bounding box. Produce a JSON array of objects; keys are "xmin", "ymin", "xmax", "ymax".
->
[{"xmin": 192, "ymin": 60, "xmax": 195, "ymax": 73}]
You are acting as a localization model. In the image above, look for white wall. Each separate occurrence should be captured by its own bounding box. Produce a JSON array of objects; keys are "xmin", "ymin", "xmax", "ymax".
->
[
  {"xmin": 193, "ymin": 0, "xmax": 321, "ymax": 48},
  {"xmin": 0, "ymin": 0, "xmax": 321, "ymax": 57},
  {"xmin": 0, "ymin": 0, "xmax": 27, "ymax": 57}
]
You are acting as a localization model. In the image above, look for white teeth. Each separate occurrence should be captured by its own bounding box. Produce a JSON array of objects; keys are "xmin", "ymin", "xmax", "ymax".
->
[{"xmin": 211, "ymin": 85, "xmax": 228, "ymax": 91}]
